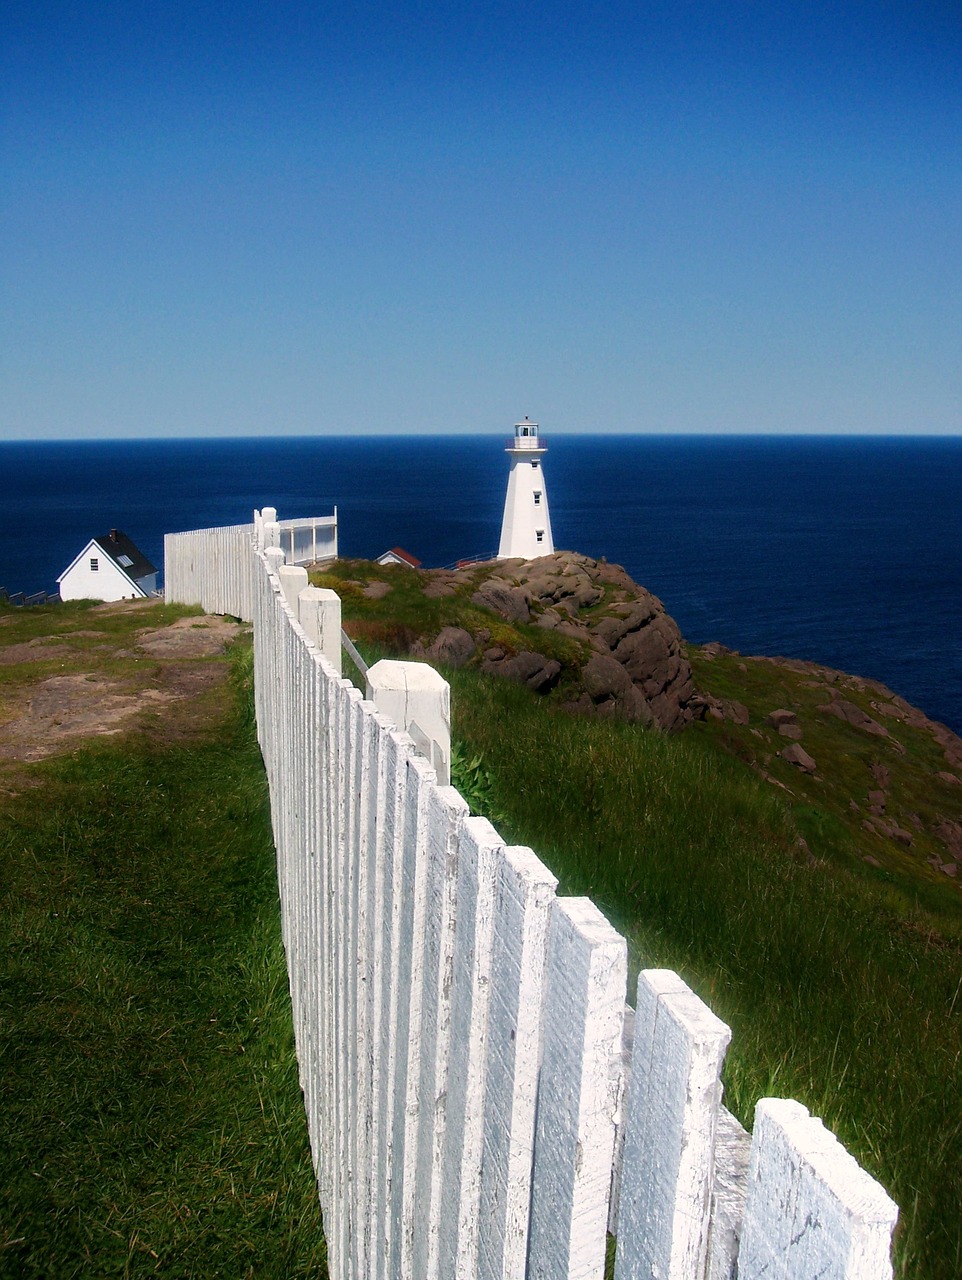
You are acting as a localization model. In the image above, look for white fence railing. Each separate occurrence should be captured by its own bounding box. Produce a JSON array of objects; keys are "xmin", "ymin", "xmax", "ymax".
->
[
  {"xmin": 275, "ymin": 510, "xmax": 338, "ymax": 567},
  {"xmin": 164, "ymin": 508, "xmax": 337, "ymax": 618},
  {"xmin": 166, "ymin": 516, "xmax": 900, "ymax": 1280}
]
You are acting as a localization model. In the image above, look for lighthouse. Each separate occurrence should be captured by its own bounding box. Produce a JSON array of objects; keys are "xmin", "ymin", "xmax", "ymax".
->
[{"xmin": 498, "ymin": 417, "xmax": 555, "ymax": 559}]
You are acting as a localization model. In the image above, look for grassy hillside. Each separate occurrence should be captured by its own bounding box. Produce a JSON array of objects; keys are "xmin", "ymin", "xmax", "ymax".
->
[
  {"xmin": 0, "ymin": 601, "xmax": 326, "ymax": 1279},
  {"xmin": 323, "ymin": 556, "xmax": 962, "ymax": 1280}
]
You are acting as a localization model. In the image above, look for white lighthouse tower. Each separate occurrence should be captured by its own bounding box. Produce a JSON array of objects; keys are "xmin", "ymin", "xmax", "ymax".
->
[{"xmin": 498, "ymin": 417, "xmax": 555, "ymax": 559}]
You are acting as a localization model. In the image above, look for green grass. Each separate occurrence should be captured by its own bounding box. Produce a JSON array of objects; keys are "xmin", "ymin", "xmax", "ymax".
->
[
  {"xmin": 0, "ymin": 630, "xmax": 327, "ymax": 1278},
  {"xmin": 446, "ymin": 667, "xmax": 962, "ymax": 1280}
]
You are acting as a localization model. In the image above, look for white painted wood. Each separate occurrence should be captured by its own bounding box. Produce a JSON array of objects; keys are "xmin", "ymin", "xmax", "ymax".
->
[
  {"xmin": 299, "ymin": 586, "xmax": 342, "ymax": 674},
  {"xmin": 527, "ymin": 898, "xmax": 627, "ymax": 1280},
  {"xmin": 367, "ymin": 723, "xmax": 407, "ymax": 1278},
  {"xmin": 389, "ymin": 753, "xmax": 437, "ymax": 1280},
  {"xmin": 477, "ymin": 845, "xmax": 558, "ymax": 1280},
  {"xmin": 366, "ymin": 659, "xmax": 451, "ymax": 787},
  {"xmin": 607, "ymin": 1003, "xmax": 635, "ymax": 1235},
  {"xmin": 409, "ymin": 784, "xmax": 470, "ymax": 1280},
  {"xmin": 737, "ymin": 1098, "xmax": 898, "ymax": 1280},
  {"xmin": 437, "ymin": 817, "xmax": 502, "ymax": 1280},
  {"xmin": 613, "ymin": 970, "xmax": 731, "ymax": 1280},
  {"xmin": 706, "ymin": 1106, "xmax": 751, "ymax": 1280},
  {"xmin": 278, "ymin": 563, "xmax": 309, "ymax": 612}
]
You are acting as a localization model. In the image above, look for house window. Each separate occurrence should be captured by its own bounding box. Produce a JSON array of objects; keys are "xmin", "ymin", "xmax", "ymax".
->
[
  {"xmin": 536, "ymin": 530, "xmax": 544, "ymax": 543},
  {"xmin": 90, "ymin": 557, "xmax": 99, "ymax": 572},
  {"xmin": 118, "ymin": 554, "xmax": 133, "ymax": 567},
  {"xmin": 534, "ymin": 491, "xmax": 542, "ymax": 505}
]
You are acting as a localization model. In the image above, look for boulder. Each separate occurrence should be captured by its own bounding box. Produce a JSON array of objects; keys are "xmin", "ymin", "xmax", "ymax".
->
[
  {"xmin": 766, "ymin": 709, "xmax": 797, "ymax": 729},
  {"xmin": 817, "ymin": 699, "xmax": 891, "ymax": 740},
  {"xmin": 426, "ymin": 627, "xmax": 476, "ymax": 669},
  {"xmin": 582, "ymin": 654, "xmax": 654, "ymax": 724},
  {"xmin": 781, "ymin": 743, "xmax": 817, "ymax": 774},
  {"xmin": 721, "ymin": 700, "xmax": 750, "ymax": 726},
  {"xmin": 471, "ymin": 579, "xmax": 532, "ymax": 623},
  {"xmin": 486, "ymin": 650, "xmax": 561, "ymax": 692}
]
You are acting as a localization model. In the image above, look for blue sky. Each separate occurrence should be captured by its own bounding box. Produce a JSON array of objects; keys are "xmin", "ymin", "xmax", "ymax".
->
[{"xmin": 2, "ymin": 2, "xmax": 960, "ymax": 438}]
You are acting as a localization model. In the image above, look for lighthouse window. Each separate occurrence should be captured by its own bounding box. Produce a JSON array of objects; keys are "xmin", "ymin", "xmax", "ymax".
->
[
  {"xmin": 534, "ymin": 491, "xmax": 542, "ymax": 505},
  {"xmin": 90, "ymin": 557, "xmax": 99, "ymax": 572},
  {"xmin": 536, "ymin": 530, "xmax": 544, "ymax": 543},
  {"xmin": 531, "ymin": 460, "xmax": 539, "ymax": 468}
]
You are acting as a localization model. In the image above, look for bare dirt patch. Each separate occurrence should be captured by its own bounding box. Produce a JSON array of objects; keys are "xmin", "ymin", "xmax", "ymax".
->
[
  {"xmin": 0, "ymin": 605, "xmax": 247, "ymax": 767},
  {"xmin": 0, "ymin": 639, "xmax": 75, "ymax": 666},
  {"xmin": 0, "ymin": 675, "xmax": 178, "ymax": 762},
  {"xmin": 136, "ymin": 615, "xmax": 243, "ymax": 658}
]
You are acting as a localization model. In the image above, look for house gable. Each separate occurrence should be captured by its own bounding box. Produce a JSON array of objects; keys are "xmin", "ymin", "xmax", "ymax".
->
[{"xmin": 58, "ymin": 534, "xmax": 155, "ymax": 602}]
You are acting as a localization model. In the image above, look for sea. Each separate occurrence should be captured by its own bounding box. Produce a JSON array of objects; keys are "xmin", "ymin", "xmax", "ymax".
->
[{"xmin": 2, "ymin": 434, "xmax": 961, "ymax": 736}]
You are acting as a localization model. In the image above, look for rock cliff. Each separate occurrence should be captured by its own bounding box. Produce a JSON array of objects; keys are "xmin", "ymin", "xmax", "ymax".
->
[{"xmin": 412, "ymin": 551, "xmax": 695, "ymax": 732}]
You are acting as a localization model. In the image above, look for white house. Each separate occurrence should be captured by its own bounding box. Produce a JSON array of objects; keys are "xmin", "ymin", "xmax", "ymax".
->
[{"xmin": 58, "ymin": 530, "xmax": 159, "ymax": 602}]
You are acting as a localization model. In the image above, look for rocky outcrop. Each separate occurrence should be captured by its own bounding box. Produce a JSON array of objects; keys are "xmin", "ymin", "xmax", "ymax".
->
[{"xmin": 426, "ymin": 552, "xmax": 695, "ymax": 731}]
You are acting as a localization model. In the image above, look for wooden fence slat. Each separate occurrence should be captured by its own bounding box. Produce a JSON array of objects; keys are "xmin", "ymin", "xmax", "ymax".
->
[
  {"xmin": 436, "ymin": 816, "xmax": 502, "ymax": 1280},
  {"xmin": 369, "ymin": 726, "xmax": 410, "ymax": 1279},
  {"xmin": 613, "ymin": 969, "xmax": 731, "ymax": 1280},
  {"xmin": 347, "ymin": 700, "xmax": 380, "ymax": 1278},
  {"xmin": 736, "ymin": 1099, "xmax": 898, "ymax": 1280},
  {"xmin": 706, "ymin": 1106, "xmax": 751, "ymax": 1280},
  {"xmin": 388, "ymin": 753, "xmax": 437, "ymax": 1280},
  {"xmin": 410, "ymin": 784, "xmax": 470, "ymax": 1280},
  {"xmin": 476, "ymin": 845, "xmax": 557, "ymax": 1280},
  {"xmin": 527, "ymin": 897, "xmax": 627, "ymax": 1280}
]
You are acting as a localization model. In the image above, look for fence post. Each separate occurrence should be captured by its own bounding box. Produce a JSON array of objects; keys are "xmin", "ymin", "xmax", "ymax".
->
[
  {"xmin": 736, "ymin": 1098, "xmax": 898, "ymax": 1280},
  {"xmin": 365, "ymin": 659, "xmax": 451, "ymax": 786},
  {"xmin": 265, "ymin": 546, "xmax": 285, "ymax": 578},
  {"xmin": 278, "ymin": 564, "xmax": 309, "ymax": 613},
  {"xmin": 299, "ymin": 587, "xmax": 342, "ymax": 675}
]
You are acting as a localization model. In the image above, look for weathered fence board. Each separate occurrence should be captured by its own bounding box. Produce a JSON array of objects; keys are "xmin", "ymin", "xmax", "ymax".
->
[
  {"xmin": 613, "ymin": 969, "xmax": 731, "ymax": 1280},
  {"xmin": 527, "ymin": 897, "xmax": 627, "ymax": 1280},
  {"xmin": 737, "ymin": 1098, "xmax": 898, "ymax": 1280}
]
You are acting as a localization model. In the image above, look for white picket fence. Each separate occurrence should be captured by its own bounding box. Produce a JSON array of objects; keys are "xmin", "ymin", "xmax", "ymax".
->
[
  {"xmin": 165, "ymin": 517, "xmax": 899, "ymax": 1280},
  {"xmin": 164, "ymin": 507, "xmax": 337, "ymax": 615}
]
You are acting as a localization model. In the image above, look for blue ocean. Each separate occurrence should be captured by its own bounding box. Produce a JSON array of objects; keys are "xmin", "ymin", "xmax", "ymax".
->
[{"xmin": 2, "ymin": 435, "xmax": 961, "ymax": 736}]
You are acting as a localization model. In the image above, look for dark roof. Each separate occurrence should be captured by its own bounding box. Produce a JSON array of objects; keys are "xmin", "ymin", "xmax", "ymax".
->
[{"xmin": 95, "ymin": 530, "xmax": 157, "ymax": 581}]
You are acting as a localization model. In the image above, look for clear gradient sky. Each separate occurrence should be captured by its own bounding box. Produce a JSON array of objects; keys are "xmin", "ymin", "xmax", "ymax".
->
[{"xmin": 2, "ymin": 2, "xmax": 960, "ymax": 439}]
